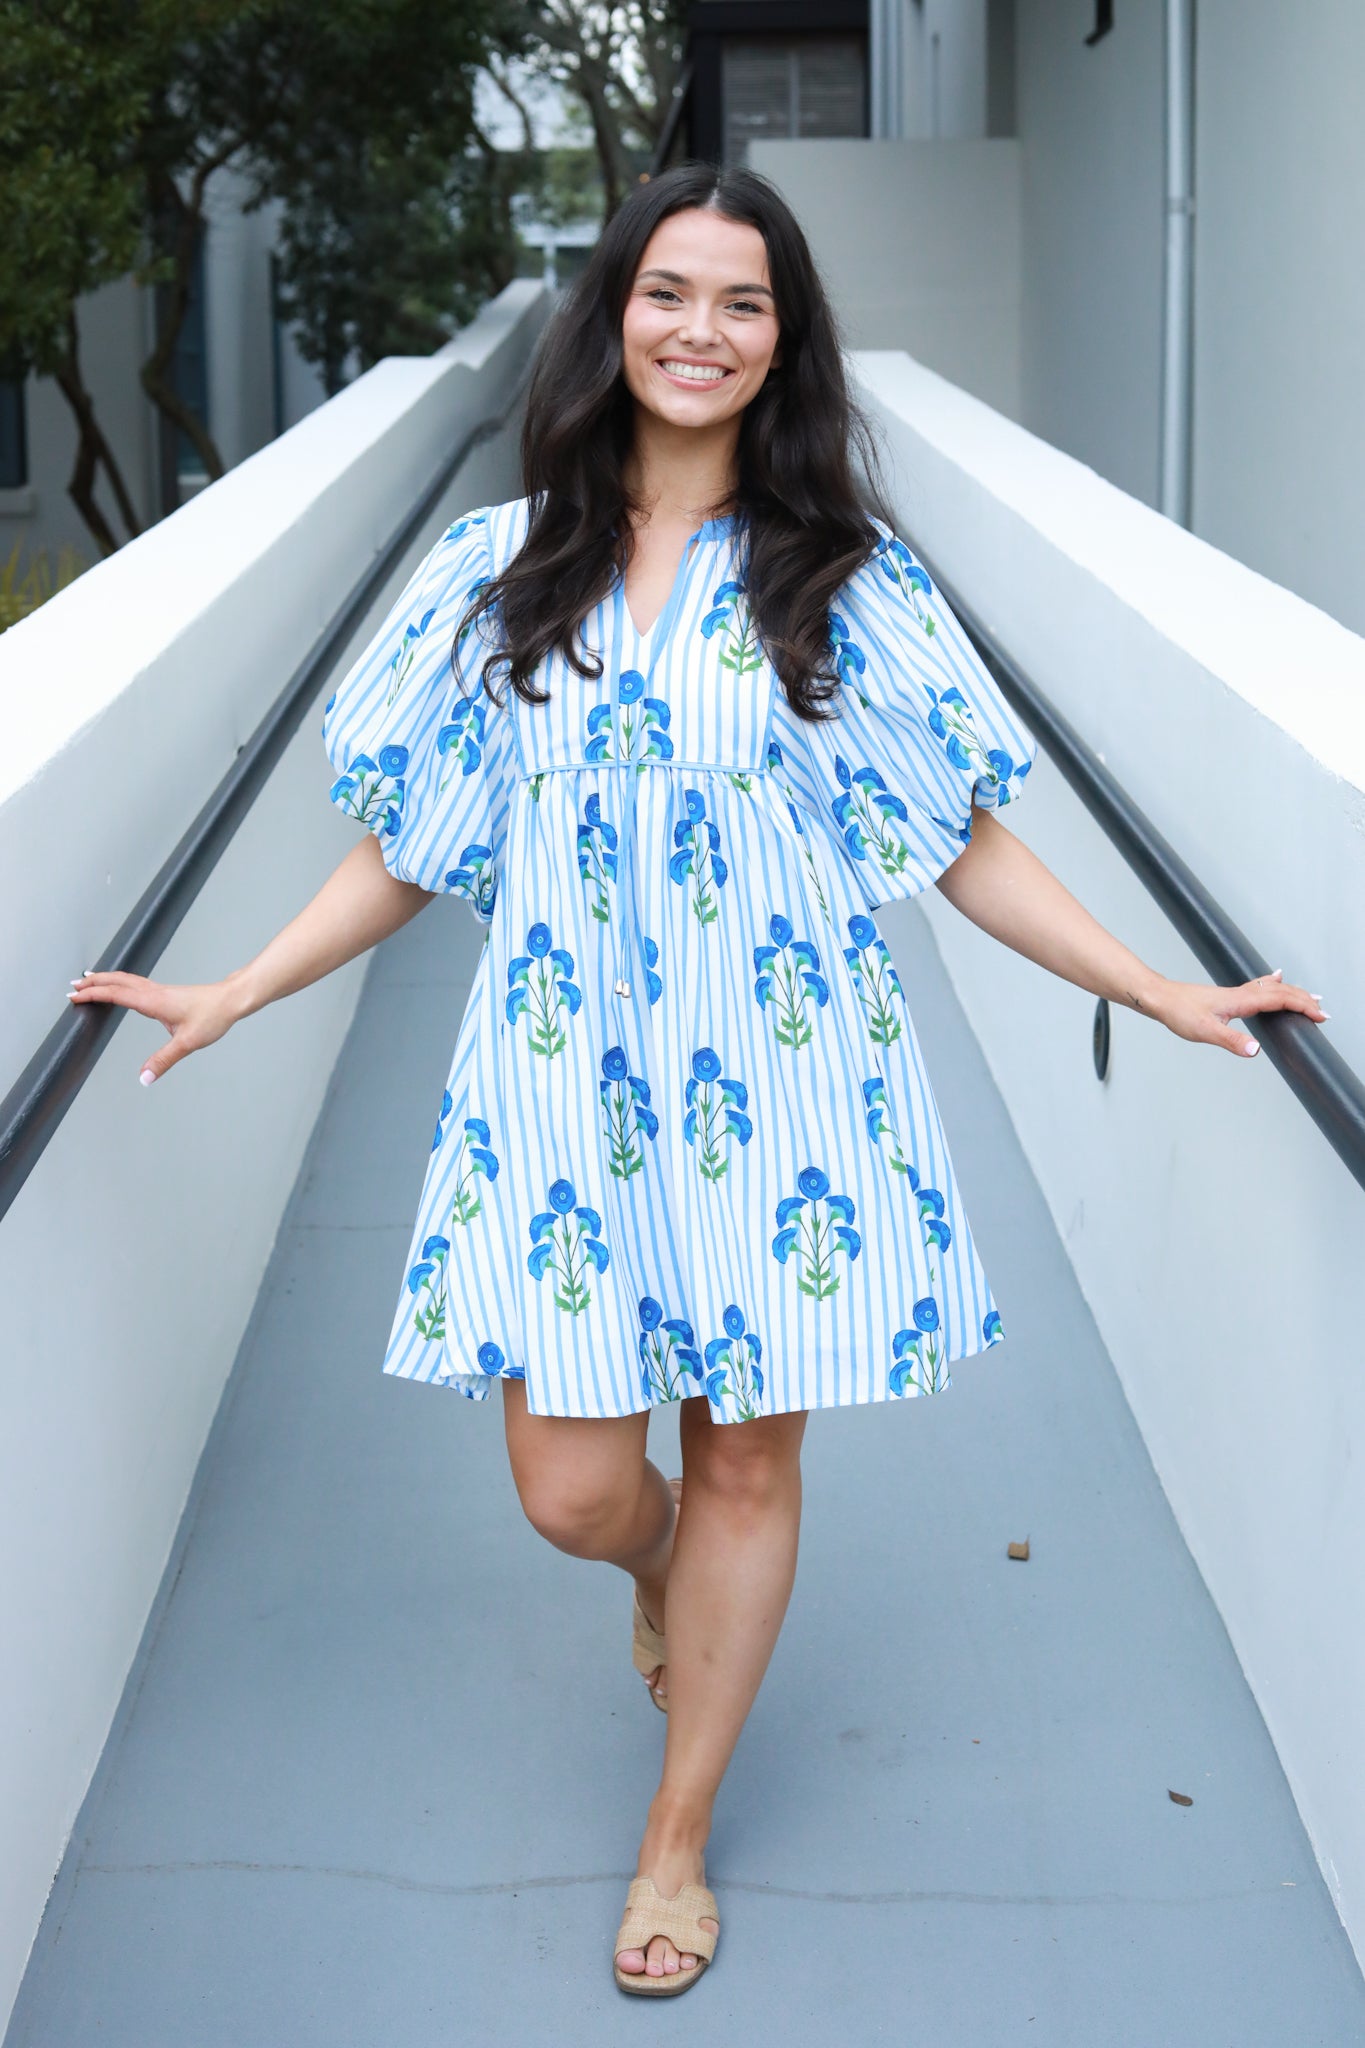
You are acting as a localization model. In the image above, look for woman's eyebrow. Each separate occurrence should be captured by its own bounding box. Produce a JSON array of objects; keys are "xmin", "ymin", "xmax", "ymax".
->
[{"xmin": 637, "ymin": 267, "xmax": 774, "ymax": 298}]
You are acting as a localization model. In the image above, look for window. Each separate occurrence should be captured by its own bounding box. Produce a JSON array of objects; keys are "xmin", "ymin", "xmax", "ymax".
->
[
  {"xmin": 0, "ymin": 361, "xmax": 27, "ymax": 489},
  {"xmin": 173, "ymin": 227, "xmax": 210, "ymax": 480},
  {"xmin": 722, "ymin": 36, "xmax": 867, "ymax": 166}
]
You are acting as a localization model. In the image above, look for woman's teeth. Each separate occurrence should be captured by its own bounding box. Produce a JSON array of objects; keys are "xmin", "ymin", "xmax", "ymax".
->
[{"xmin": 658, "ymin": 361, "xmax": 730, "ymax": 382}]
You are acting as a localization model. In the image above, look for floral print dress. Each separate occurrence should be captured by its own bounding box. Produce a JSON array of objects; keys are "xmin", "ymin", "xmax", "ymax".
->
[{"xmin": 321, "ymin": 498, "xmax": 1037, "ymax": 1423}]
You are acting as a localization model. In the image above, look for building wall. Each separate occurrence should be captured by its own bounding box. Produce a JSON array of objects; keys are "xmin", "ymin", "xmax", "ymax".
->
[
  {"xmin": 750, "ymin": 136, "xmax": 1022, "ymax": 418},
  {"xmin": 1193, "ymin": 0, "xmax": 1365, "ymax": 636},
  {"xmin": 1013, "ymin": 0, "xmax": 1165, "ymax": 507},
  {"xmin": 855, "ymin": 344, "xmax": 1365, "ymax": 1975},
  {"xmin": 0, "ymin": 281, "xmax": 549, "ymax": 2037}
]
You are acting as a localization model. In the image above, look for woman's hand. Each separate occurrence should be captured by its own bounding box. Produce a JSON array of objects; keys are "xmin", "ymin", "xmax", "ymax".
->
[
  {"xmin": 1146, "ymin": 966, "xmax": 1327, "ymax": 1058},
  {"xmin": 65, "ymin": 835, "xmax": 434, "ymax": 1089},
  {"xmin": 937, "ymin": 813, "xmax": 1329, "ymax": 1059},
  {"xmin": 68, "ymin": 971, "xmax": 251, "ymax": 1085}
]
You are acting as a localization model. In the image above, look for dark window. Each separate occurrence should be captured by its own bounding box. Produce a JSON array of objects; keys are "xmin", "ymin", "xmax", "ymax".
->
[
  {"xmin": 722, "ymin": 35, "xmax": 866, "ymax": 164},
  {"xmin": 0, "ymin": 365, "xmax": 27, "ymax": 489},
  {"xmin": 174, "ymin": 227, "xmax": 210, "ymax": 479}
]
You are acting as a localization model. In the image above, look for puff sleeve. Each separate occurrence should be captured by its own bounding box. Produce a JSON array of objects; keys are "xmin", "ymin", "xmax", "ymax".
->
[
  {"xmin": 320, "ymin": 508, "xmax": 515, "ymax": 918},
  {"xmin": 767, "ymin": 518, "xmax": 1037, "ymax": 908}
]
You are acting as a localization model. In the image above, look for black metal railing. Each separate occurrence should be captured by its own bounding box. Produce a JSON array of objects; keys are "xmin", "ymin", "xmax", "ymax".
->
[
  {"xmin": 909, "ymin": 538, "xmax": 1365, "ymax": 1194},
  {"xmin": 0, "ymin": 367, "xmax": 530, "ymax": 1224}
]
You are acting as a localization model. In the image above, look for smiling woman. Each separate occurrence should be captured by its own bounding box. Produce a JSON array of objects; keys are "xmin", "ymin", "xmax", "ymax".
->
[{"xmin": 67, "ymin": 159, "xmax": 1328, "ymax": 2005}]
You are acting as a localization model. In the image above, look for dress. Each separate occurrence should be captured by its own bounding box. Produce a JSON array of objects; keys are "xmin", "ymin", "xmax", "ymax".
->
[{"xmin": 321, "ymin": 498, "xmax": 1037, "ymax": 1423}]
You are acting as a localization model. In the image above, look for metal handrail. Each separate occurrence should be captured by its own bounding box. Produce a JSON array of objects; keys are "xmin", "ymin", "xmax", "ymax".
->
[
  {"xmin": 0, "ymin": 368, "xmax": 530, "ymax": 1225},
  {"xmin": 909, "ymin": 537, "xmax": 1365, "ymax": 1194}
]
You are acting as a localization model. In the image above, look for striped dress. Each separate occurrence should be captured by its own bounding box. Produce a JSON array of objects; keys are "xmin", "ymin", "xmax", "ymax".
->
[{"xmin": 321, "ymin": 497, "xmax": 1037, "ymax": 1423}]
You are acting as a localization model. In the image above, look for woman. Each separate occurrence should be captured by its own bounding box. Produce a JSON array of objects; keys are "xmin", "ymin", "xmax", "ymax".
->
[{"xmin": 68, "ymin": 163, "xmax": 1325, "ymax": 1997}]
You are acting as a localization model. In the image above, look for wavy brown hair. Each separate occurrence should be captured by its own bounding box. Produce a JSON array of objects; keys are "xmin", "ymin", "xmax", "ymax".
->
[{"xmin": 456, "ymin": 160, "xmax": 893, "ymax": 723}]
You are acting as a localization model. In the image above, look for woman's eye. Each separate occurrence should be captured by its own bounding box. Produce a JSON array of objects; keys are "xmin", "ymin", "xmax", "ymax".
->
[
  {"xmin": 729, "ymin": 300, "xmax": 764, "ymax": 316},
  {"xmin": 646, "ymin": 288, "xmax": 681, "ymax": 304}
]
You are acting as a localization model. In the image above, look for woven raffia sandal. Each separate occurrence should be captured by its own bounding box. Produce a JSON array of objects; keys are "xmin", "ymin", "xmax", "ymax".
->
[
  {"xmin": 612, "ymin": 1875, "xmax": 720, "ymax": 1996},
  {"xmin": 630, "ymin": 1476, "xmax": 682, "ymax": 1713}
]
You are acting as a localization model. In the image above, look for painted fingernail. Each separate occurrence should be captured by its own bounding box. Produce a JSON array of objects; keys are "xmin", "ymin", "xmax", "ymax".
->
[
  {"xmin": 1270, "ymin": 967, "xmax": 1283, "ymax": 977},
  {"xmin": 139, "ymin": 1069, "xmax": 156, "ymax": 1086},
  {"xmin": 1319, "ymin": 1012, "xmax": 1331, "ymax": 1021},
  {"xmin": 1244, "ymin": 1040, "xmax": 1260, "ymax": 1055}
]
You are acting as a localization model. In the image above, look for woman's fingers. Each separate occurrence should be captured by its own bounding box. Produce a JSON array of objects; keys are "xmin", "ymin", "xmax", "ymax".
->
[
  {"xmin": 68, "ymin": 970, "xmax": 178, "ymax": 1026},
  {"xmin": 1193, "ymin": 971, "xmax": 1327, "ymax": 1058}
]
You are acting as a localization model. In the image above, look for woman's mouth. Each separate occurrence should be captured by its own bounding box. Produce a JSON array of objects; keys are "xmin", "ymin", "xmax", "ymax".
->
[{"xmin": 654, "ymin": 359, "xmax": 735, "ymax": 388}]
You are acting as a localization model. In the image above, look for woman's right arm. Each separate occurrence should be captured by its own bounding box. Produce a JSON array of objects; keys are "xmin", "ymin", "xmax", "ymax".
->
[{"xmin": 68, "ymin": 832, "xmax": 433, "ymax": 1085}]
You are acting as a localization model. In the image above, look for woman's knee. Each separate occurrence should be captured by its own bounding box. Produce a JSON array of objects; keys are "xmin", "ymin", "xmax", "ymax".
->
[
  {"xmin": 516, "ymin": 1472, "xmax": 640, "ymax": 1558},
  {"xmin": 683, "ymin": 1409, "xmax": 805, "ymax": 1512}
]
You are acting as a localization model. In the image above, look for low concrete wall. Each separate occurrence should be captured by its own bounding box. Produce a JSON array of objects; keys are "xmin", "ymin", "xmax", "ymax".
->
[
  {"xmin": 0, "ymin": 279, "xmax": 548, "ymax": 2032},
  {"xmin": 749, "ymin": 137, "xmax": 1021, "ymax": 420},
  {"xmin": 855, "ymin": 348, "xmax": 1365, "ymax": 1968}
]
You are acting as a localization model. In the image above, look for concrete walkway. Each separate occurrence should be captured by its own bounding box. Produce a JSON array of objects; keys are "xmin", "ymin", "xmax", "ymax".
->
[{"xmin": 8, "ymin": 899, "xmax": 1364, "ymax": 2046}]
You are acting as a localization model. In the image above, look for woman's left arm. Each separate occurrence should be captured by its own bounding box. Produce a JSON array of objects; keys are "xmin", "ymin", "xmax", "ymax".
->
[{"xmin": 934, "ymin": 806, "xmax": 1327, "ymax": 1058}]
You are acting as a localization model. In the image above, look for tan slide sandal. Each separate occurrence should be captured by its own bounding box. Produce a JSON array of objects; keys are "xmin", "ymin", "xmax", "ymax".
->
[
  {"xmin": 630, "ymin": 1475, "xmax": 682, "ymax": 1712},
  {"xmin": 612, "ymin": 1875, "xmax": 720, "ymax": 1996}
]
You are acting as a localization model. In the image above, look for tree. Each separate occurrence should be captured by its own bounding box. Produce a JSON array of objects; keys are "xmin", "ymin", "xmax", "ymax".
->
[
  {"xmin": 0, "ymin": 0, "xmax": 518, "ymax": 554},
  {"xmin": 507, "ymin": 1, "xmax": 687, "ymax": 222}
]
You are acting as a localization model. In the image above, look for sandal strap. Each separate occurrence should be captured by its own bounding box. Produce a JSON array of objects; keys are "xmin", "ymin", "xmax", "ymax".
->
[
  {"xmin": 631, "ymin": 1595, "xmax": 667, "ymax": 1674},
  {"xmin": 614, "ymin": 1876, "xmax": 719, "ymax": 1961}
]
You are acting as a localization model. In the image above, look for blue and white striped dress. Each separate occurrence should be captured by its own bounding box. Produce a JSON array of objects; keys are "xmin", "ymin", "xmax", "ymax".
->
[{"xmin": 321, "ymin": 498, "xmax": 1036, "ymax": 1422}]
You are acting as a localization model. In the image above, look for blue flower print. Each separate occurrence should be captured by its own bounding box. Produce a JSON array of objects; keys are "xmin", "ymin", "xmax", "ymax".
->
[
  {"xmin": 577, "ymin": 794, "xmax": 619, "ymax": 922},
  {"xmin": 875, "ymin": 534, "xmax": 936, "ymax": 635},
  {"xmin": 431, "ymin": 1087, "xmax": 454, "ymax": 1153},
  {"xmin": 600, "ymin": 1047, "xmax": 659, "ymax": 1179},
  {"xmin": 862, "ymin": 1075, "xmax": 913, "ymax": 1177},
  {"xmin": 386, "ymin": 607, "xmax": 438, "ymax": 705},
  {"xmin": 831, "ymin": 756, "xmax": 912, "ymax": 877},
  {"xmin": 668, "ymin": 789, "xmax": 728, "ymax": 925},
  {"xmin": 526, "ymin": 1177, "xmax": 609, "ymax": 1315},
  {"xmin": 638, "ymin": 1296, "xmax": 703, "ymax": 1403},
  {"xmin": 683, "ymin": 1047, "xmax": 753, "ymax": 1182},
  {"xmin": 506, "ymin": 922, "xmax": 581, "ymax": 1057},
  {"xmin": 889, "ymin": 1299, "xmax": 949, "ymax": 1396},
  {"xmin": 329, "ymin": 745, "xmax": 408, "ymax": 837},
  {"xmin": 924, "ymin": 686, "xmax": 1027, "ymax": 806},
  {"xmin": 444, "ymin": 842, "xmax": 497, "ymax": 917},
  {"xmin": 754, "ymin": 912, "xmax": 830, "ymax": 1049},
  {"xmin": 915, "ymin": 1181, "xmax": 952, "ymax": 1256},
  {"xmin": 764, "ymin": 741, "xmax": 834, "ymax": 923},
  {"xmin": 844, "ymin": 914, "xmax": 905, "ymax": 1046},
  {"xmin": 642, "ymin": 934, "xmax": 663, "ymax": 1006},
  {"xmin": 435, "ymin": 695, "xmax": 486, "ymax": 794},
  {"xmin": 585, "ymin": 670, "xmax": 674, "ymax": 765},
  {"xmin": 447, "ymin": 1114, "xmax": 500, "ymax": 1227},
  {"xmin": 982, "ymin": 1308, "xmax": 1005, "ymax": 1346},
  {"xmin": 408, "ymin": 1233, "xmax": 451, "ymax": 1342},
  {"xmin": 772, "ymin": 1167, "xmax": 861, "ymax": 1301},
  {"xmin": 827, "ymin": 610, "xmax": 868, "ymax": 695},
  {"xmin": 476, "ymin": 1338, "xmax": 525, "ymax": 1381},
  {"xmin": 704, "ymin": 1302, "xmax": 765, "ymax": 1421},
  {"xmin": 701, "ymin": 580, "xmax": 763, "ymax": 676},
  {"xmin": 888, "ymin": 1302, "xmax": 949, "ymax": 1400}
]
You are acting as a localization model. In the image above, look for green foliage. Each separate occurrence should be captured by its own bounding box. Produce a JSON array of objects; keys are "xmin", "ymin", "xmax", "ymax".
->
[{"xmin": 0, "ymin": 538, "xmax": 88, "ymax": 633}]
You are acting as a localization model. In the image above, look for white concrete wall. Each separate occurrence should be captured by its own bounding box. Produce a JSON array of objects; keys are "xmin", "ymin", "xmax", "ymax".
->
[
  {"xmin": 0, "ymin": 279, "xmax": 548, "ymax": 2036},
  {"xmin": 853, "ymin": 346, "xmax": 1365, "ymax": 1970},
  {"xmin": 1014, "ymin": 0, "xmax": 1165, "ymax": 506},
  {"xmin": 1193, "ymin": 0, "xmax": 1365, "ymax": 638},
  {"xmin": 749, "ymin": 137, "xmax": 1022, "ymax": 418}
]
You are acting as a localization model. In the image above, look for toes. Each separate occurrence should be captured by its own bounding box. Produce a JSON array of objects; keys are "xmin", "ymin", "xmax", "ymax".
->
[
  {"xmin": 616, "ymin": 1948, "xmax": 646, "ymax": 1974},
  {"xmin": 646, "ymin": 1935, "xmax": 680, "ymax": 1975}
]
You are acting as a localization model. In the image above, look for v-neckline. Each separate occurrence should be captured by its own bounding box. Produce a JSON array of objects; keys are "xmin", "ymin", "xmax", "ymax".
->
[{"xmin": 620, "ymin": 514, "xmax": 736, "ymax": 646}]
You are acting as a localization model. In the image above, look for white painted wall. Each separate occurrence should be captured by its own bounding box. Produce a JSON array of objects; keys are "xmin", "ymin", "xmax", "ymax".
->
[
  {"xmin": 853, "ymin": 346, "xmax": 1365, "ymax": 1969},
  {"xmin": 0, "ymin": 279, "xmax": 549, "ymax": 2037},
  {"xmin": 1193, "ymin": 0, "xmax": 1365, "ymax": 637},
  {"xmin": 750, "ymin": 137, "xmax": 1021, "ymax": 418}
]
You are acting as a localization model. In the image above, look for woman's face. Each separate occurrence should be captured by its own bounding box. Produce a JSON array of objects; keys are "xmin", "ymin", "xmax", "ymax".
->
[{"xmin": 620, "ymin": 206, "xmax": 782, "ymax": 433}]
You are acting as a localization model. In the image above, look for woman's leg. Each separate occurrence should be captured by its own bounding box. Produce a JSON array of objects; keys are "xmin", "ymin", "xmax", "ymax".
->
[
  {"xmin": 500, "ymin": 1377, "xmax": 678, "ymax": 1690},
  {"xmin": 616, "ymin": 1396, "xmax": 808, "ymax": 1980}
]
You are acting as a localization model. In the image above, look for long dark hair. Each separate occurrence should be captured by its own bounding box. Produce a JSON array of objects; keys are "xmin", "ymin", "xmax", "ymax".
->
[{"xmin": 457, "ymin": 160, "xmax": 893, "ymax": 723}]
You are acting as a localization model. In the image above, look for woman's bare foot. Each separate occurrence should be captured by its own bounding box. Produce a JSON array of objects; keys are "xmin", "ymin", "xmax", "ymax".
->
[
  {"xmin": 613, "ymin": 1798, "xmax": 718, "ymax": 1980},
  {"xmin": 635, "ymin": 1475, "xmax": 682, "ymax": 1708}
]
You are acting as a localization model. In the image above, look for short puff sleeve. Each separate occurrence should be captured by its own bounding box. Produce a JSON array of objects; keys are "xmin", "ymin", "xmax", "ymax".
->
[
  {"xmin": 321, "ymin": 509, "xmax": 514, "ymax": 917},
  {"xmin": 767, "ymin": 519, "xmax": 1037, "ymax": 908}
]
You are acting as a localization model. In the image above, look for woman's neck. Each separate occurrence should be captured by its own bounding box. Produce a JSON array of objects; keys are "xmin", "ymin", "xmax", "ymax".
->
[{"xmin": 623, "ymin": 410, "xmax": 740, "ymax": 531}]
